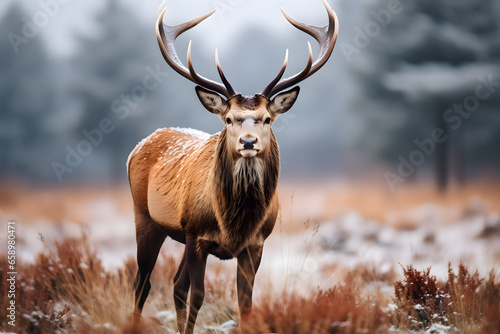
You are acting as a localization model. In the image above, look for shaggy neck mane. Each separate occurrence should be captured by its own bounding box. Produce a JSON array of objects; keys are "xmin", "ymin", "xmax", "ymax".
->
[{"xmin": 212, "ymin": 128, "xmax": 280, "ymax": 249}]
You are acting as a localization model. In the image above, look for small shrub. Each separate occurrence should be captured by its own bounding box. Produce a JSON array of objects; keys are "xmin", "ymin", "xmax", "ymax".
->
[{"xmin": 392, "ymin": 263, "xmax": 500, "ymax": 333}]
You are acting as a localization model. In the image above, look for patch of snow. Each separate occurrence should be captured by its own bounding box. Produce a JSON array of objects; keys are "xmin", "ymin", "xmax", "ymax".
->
[
  {"xmin": 309, "ymin": 207, "xmax": 500, "ymax": 281},
  {"xmin": 170, "ymin": 127, "xmax": 211, "ymax": 141},
  {"xmin": 425, "ymin": 322, "xmax": 452, "ymax": 334},
  {"xmin": 330, "ymin": 321, "xmax": 350, "ymax": 328},
  {"xmin": 220, "ymin": 320, "xmax": 238, "ymax": 332},
  {"xmin": 388, "ymin": 325, "xmax": 399, "ymax": 332},
  {"xmin": 204, "ymin": 319, "xmax": 238, "ymax": 333},
  {"xmin": 387, "ymin": 304, "xmax": 397, "ymax": 311},
  {"xmin": 102, "ymin": 323, "xmax": 116, "ymax": 330},
  {"xmin": 155, "ymin": 310, "xmax": 176, "ymax": 322},
  {"xmin": 414, "ymin": 304, "xmax": 425, "ymax": 310},
  {"xmin": 91, "ymin": 322, "xmax": 117, "ymax": 330}
]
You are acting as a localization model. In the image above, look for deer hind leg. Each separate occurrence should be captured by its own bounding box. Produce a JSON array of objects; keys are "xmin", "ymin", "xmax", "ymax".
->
[
  {"xmin": 173, "ymin": 247, "xmax": 189, "ymax": 334},
  {"xmin": 184, "ymin": 234, "xmax": 208, "ymax": 334},
  {"xmin": 237, "ymin": 245, "xmax": 263, "ymax": 319},
  {"xmin": 133, "ymin": 211, "xmax": 166, "ymax": 323}
]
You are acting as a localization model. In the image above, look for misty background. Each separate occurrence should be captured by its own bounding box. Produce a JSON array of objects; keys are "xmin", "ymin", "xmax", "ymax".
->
[{"xmin": 1, "ymin": 0, "xmax": 499, "ymax": 191}]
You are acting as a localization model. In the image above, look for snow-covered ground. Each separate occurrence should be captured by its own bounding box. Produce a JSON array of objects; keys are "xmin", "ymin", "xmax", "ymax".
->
[
  {"xmin": 257, "ymin": 208, "xmax": 500, "ymax": 295},
  {"xmin": 7, "ymin": 191, "xmax": 499, "ymax": 295}
]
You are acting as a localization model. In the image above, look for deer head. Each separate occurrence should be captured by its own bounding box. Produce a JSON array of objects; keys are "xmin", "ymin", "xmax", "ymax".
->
[{"xmin": 155, "ymin": 0, "xmax": 338, "ymax": 159}]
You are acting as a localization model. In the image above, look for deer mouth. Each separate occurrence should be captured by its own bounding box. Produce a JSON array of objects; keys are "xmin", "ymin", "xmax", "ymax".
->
[{"xmin": 239, "ymin": 149, "xmax": 258, "ymax": 158}]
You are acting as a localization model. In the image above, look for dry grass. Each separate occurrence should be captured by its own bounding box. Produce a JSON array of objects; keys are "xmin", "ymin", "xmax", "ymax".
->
[
  {"xmin": 1, "ymin": 183, "xmax": 499, "ymax": 333},
  {"xmin": 1, "ymin": 234, "xmax": 136, "ymax": 333},
  {"xmin": 2, "ymin": 182, "xmax": 500, "ymax": 229},
  {"xmin": 0, "ymin": 185, "xmax": 133, "ymax": 224},
  {"xmin": 0, "ymin": 233, "xmax": 240, "ymax": 334},
  {"xmin": 1, "ymin": 235, "xmax": 499, "ymax": 333},
  {"xmin": 241, "ymin": 274, "xmax": 388, "ymax": 334}
]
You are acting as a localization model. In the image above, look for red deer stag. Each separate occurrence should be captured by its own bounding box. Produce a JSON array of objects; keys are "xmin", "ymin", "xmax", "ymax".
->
[{"xmin": 128, "ymin": 1, "xmax": 338, "ymax": 333}]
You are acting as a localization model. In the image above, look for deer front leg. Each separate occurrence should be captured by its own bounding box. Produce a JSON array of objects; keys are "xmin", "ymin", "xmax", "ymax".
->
[
  {"xmin": 237, "ymin": 245, "xmax": 263, "ymax": 319},
  {"xmin": 132, "ymin": 216, "xmax": 166, "ymax": 328},
  {"xmin": 174, "ymin": 248, "xmax": 189, "ymax": 334},
  {"xmin": 184, "ymin": 234, "xmax": 208, "ymax": 334}
]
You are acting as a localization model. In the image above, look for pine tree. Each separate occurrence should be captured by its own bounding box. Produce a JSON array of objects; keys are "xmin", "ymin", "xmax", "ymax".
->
[
  {"xmin": 352, "ymin": 0, "xmax": 500, "ymax": 190},
  {"xmin": 0, "ymin": 3, "xmax": 55, "ymax": 183},
  {"xmin": 68, "ymin": 0, "xmax": 155, "ymax": 182}
]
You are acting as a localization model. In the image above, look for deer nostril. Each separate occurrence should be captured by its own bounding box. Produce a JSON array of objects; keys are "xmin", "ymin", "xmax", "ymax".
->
[{"xmin": 240, "ymin": 137, "xmax": 256, "ymax": 150}]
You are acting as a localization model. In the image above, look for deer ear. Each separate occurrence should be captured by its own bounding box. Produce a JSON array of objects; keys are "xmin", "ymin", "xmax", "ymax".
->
[
  {"xmin": 268, "ymin": 86, "xmax": 300, "ymax": 114},
  {"xmin": 195, "ymin": 86, "xmax": 229, "ymax": 115}
]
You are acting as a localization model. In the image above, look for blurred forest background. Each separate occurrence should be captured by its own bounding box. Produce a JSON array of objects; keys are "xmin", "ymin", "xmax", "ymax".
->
[
  {"xmin": 0, "ymin": 0, "xmax": 499, "ymax": 190},
  {"xmin": 1, "ymin": 1, "xmax": 500, "ymax": 331}
]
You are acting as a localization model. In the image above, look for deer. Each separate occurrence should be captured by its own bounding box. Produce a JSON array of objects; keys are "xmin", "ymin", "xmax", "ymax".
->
[{"xmin": 128, "ymin": 1, "xmax": 338, "ymax": 333}]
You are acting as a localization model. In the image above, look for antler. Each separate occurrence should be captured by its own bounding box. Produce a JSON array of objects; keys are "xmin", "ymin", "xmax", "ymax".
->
[
  {"xmin": 261, "ymin": 0, "xmax": 339, "ymax": 99},
  {"xmin": 156, "ymin": 3, "xmax": 237, "ymax": 99}
]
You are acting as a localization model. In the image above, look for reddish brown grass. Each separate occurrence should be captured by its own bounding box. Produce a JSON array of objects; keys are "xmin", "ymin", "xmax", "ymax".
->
[
  {"xmin": 1, "ymin": 183, "xmax": 500, "ymax": 333},
  {"xmin": 241, "ymin": 274, "xmax": 388, "ymax": 334},
  {"xmin": 1, "ymin": 236, "xmax": 500, "ymax": 333}
]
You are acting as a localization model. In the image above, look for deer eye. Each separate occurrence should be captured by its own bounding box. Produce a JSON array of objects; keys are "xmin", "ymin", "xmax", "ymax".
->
[
  {"xmin": 265, "ymin": 117, "xmax": 271, "ymax": 124},
  {"xmin": 226, "ymin": 118, "xmax": 232, "ymax": 124}
]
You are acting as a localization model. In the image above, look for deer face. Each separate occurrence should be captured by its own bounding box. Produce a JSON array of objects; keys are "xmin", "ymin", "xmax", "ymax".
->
[
  {"xmin": 196, "ymin": 86, "xmax": 299, "ymax": 158},
  {"xmin": 157, "ymin": 0, "xmax": 337, "ymax": 160}
]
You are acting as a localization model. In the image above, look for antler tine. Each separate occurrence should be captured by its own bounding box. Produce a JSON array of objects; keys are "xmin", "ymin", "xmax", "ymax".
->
[
  {"xmin": 262, "ymin": 0, "xmax": 339, "ymax": 98},
  {"xmin": 215, "ymin": 49, "xmax": 237, "ymax": 98},
  {"xmin": 156, "ymin": 0, "xmax": 166, "ymax": 18},
  {"xmin": 156, "ymin": 4, "xmax": 235, "ymax": 98},
  {"xmin": 261, "ymin": 49, "xmax": 289, "ymax": 98},
  {"xmin": 285, "ymin": 42, "xmax": 314, "ymax": 87},
  {"xmin": 283, "ymin": 0, "xmax": 338, "ymax": 77},
  {"xmin": 186, "ymin": 41, "xmax": 204, "ymax": 86}
]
